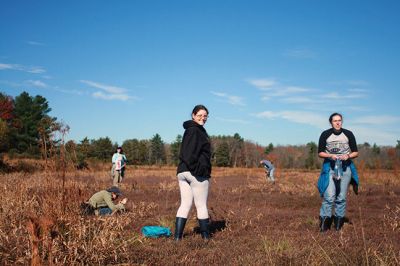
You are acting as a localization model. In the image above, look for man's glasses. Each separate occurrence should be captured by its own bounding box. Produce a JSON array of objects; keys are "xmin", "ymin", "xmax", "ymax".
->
[{"xmin": 195, "ymin": 114, "xmax": 208, "ymax": 119}]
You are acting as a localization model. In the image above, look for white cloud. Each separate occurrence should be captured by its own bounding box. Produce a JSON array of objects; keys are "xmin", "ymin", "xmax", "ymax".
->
[
  {"xmin": 268, "ymin": 86, "xmax": 311, "ymax": 97},
  {"xmin": 80, "ymin": 80, "xmax": 126, "ymax": 94},
  {"xmin": 255, "ymin": 110, "xmax": 327, "ymax": 129},
  {"xmin": 0, "ymin": 62, "xmax": 46, "ymax": 74},
  {"xmin": 215, "ymin": 117, "xmax": 251, "ymax": 124},
  {"xmin": 247, "ymin": 78, "xmax": 277, "ymax": 90},
  {"xmin": 348, "ymin": 88, "xmax": 368, "ymax": 93},
  {"xmin": 321, "ymin": 91, "xmax": 367, "ymax": 100},
  {"xmin": 321, "ymin": 92, "xmax": 341, "ymax": 99},
  {"xmin": 92, "ymin": 91, "xmax": 131, "ymax": 101},
  {"xmin": 0, "ymin": 63, "xmax": 15, "ymax": 70},
  {"xmin": 259, "ymin": 85, "xmax": 314, "ymax": 105},
  {"xmin": 352, "ymin": 115, "xmax": 400, "ymax": 125},
  {"xmin": 348, "ymin": 125, "xmax": 399, "ymax": 146},
  {"xmin": 27, "ymin": 67, "xmax": 46, "ymax": 74},
  {"xmin": 55, "ymin": 88, "xmax": 85, "ymax": 96},
  {"xmin": 261, "ymin": 96, "xmax": 271, "ymax": 102},
  {"xmin": 80, "ymin": 80, "xmax": 136, "ymax": 101},
  {"xmin": 282, "ymin": 96, "xmax": 314, "ymax": 104},
  {"xmin": 211, "ymin": 91, "xmax": 245, "ymax": 106},
  {"xmin": 27, "ymin": 80, "xmax": 47, "ymax": 88}
]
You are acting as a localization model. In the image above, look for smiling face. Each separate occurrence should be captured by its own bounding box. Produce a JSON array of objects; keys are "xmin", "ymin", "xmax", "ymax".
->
[
  {"xmin": 192, "ymin": 109, "xmax": 208, "ymax": 126},
  {"xmin": 330, "ymin": 115, "xmax": 343, "ymax": 131}
]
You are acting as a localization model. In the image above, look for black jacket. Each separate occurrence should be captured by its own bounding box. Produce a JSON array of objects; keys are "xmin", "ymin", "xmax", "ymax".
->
[{"xmin": 177, "ymin": 120, "xmax": 212, "ymax": 178}]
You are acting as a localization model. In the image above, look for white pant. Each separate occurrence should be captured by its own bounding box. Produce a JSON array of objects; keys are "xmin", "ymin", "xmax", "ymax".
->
[{"xmin": 176, "ymin": 171, "xmax": 209, "ymax": 219}]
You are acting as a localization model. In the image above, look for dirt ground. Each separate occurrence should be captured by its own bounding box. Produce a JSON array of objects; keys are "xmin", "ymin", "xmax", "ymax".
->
[{"xmin": 0, "ymin": 166, "xmax": 399, "ymax": 265}]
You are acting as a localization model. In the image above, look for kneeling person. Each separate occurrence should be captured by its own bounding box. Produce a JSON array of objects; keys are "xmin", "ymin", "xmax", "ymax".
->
[{"xmin": 86, "ymin": 186, "xmax": 127, "ymax": 216}]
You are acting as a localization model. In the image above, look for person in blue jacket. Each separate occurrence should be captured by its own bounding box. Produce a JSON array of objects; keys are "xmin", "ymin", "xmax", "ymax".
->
[
  {"xmin": 317, "ymin": 113, "xmax": 359, "ymax": 232},
  {"xmin": 260, "ymin": 159, "xmax": 275, "ymax": 182}
]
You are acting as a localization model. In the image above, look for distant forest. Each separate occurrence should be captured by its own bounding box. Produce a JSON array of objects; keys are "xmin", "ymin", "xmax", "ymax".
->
[{"xmin": 1, "ymin": 91, "xmax": 399, "ymax": 170}]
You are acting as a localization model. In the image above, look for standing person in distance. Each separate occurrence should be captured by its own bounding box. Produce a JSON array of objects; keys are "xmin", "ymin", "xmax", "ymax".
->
[
  {"xmin": 174, "ymin": 105, "xmax": 212, "ymax": 241},
  {"xmin": 111, "ymin": 147, "xmax": 128, "ymax": 187},
  {"xmin": 317, "ymin": 113, "xmax": 359, "ymax": 232}
]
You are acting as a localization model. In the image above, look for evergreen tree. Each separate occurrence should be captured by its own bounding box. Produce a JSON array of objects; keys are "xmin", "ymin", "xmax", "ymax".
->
[
  {"xmin": 138, "ymin": 139, "xmax": 150, "ymax": 165},
  {"xmin": 122, "ymin": 139, "xmax": 141, "ymax": 165},
  {"xmin": 305, "ymin": 141, "xmax": 318, "ymax": 169},
  {"xmin": 149, "ymin": 134, "xmax": 165, "ymax": 165},
  {"xmin": 264, "ymin": 143, "xmax": 274, "ymax": 155},
  {"xmin": 77, "ymin": 137, "xmax": 91, "ymax": 158},
  {"xmin": 170, "ymin": 134, "xmax": 182, "ymax": 165},
  {"xmin": 13, "ymin": 91, "xmax": 56, "ymax": 155},
  {"xmin": 372, "ymin": 143, "xmax": 380, "ymax": 155},
  {"xmin": 90, "ymin": 137, "xmax": 114, "ymax": 160},
  {"xmin": 215, "ymin": 141, "xmax": 230, "ymax": 167}
]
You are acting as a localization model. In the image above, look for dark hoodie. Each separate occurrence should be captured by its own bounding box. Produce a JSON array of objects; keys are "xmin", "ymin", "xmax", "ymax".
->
[{"xmin": 177, "ymin": 120, "xmax": 212, "ymax": 178}]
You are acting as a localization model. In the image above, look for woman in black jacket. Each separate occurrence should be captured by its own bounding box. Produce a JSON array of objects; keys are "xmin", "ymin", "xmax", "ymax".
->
[{"xmin": 174, "ymin": 105, "xmax": 212, "ymax": 240}]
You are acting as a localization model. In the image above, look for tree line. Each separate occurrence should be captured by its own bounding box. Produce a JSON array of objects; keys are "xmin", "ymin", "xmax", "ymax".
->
[{"xmin": 1, "ymin": 91, "xmax": 399, "ymax": 170}]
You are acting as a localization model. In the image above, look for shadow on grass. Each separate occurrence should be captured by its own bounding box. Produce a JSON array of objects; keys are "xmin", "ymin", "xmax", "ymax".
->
[{"xmin": 193, "ymin": 219, "xmax": 227, "ymax": 236}]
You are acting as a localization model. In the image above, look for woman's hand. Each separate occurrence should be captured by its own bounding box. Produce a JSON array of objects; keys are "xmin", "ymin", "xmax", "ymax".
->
[
  {"xmin": 338, "ymin": 154, "xmax": 350, "ymax": 161},
  {"xmin": 120, "ymin": 198, "xmax": 128, "ymax": 205},
  {"xmin": 330, "ymin": 154, "xmax": 339, "ymax": 160}
]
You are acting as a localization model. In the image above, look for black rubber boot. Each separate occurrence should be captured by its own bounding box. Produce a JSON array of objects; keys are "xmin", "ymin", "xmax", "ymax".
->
[
  {"xmin": 319, "ymin": 216, "xmax": 332, "ymax": 232},
  {"xmin": 198, "ymin": 218, "xmax": 210, "ymax": 239},
  {"xmin": 333, "ymin": 216, "xmax": 345, "ymax": 231},
  {"xmin": 174, "ymin": 217, "xmax": 187, "ymax": 241}
]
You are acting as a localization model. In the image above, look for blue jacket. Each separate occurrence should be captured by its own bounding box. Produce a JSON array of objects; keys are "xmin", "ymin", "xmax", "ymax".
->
[{"xmin": 317, "ymin": 159, "xmax": 359, "ymax": 197}]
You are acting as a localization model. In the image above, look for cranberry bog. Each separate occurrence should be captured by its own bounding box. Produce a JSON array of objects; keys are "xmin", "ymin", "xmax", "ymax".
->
[{"xmin": 1, "ymin": 166, "xmax": 399, "ymax": 265}]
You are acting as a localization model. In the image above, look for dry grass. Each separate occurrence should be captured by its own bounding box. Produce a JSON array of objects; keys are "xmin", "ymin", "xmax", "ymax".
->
[{"xmin": 0, "ymin": 165, "xmax": 399, "ymax": 265}]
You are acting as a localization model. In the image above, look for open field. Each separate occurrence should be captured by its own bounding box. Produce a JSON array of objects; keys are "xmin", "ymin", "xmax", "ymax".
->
[{"xmin": 0, "ymin": 165, "xmax": 399, "ymax": 265}]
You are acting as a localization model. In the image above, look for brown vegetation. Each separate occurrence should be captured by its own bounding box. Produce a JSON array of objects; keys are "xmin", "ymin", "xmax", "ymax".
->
[{"xmin": 0, "ymin": 165, "xmax": 399, "ymax": 265}]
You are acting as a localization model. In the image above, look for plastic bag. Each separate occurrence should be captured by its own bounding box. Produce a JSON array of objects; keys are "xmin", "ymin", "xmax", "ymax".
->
[{"xmin": 141, "ymin": 226, "xmax": 171, "ymax": 238}]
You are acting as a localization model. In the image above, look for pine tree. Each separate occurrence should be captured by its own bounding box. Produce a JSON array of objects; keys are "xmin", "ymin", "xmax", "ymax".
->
[
  {"xmin": 215, "ymin": 141, "xmax": 230, "ymax": 167},
  {"xmin": 149, "ymin": 134, "xmax": 166, "ymax": 165},
  {"xmin": 170, "ymin": 135, "xmax": 182, "ymax": 165}
]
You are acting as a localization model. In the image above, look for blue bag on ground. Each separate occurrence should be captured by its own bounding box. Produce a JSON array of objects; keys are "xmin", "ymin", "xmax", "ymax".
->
[{"xmin": 141, "ymin": 226, "xmax": 171, "ymax": 238}]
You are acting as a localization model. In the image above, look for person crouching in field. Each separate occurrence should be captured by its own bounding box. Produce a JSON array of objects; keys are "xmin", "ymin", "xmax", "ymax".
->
[
  {"xmin": 317, "ymin": 113, "xmax": 359, "ymax": 232},
  {"xmin": 111, "ymin": 147, "xmax": 127, "ymax": 187},
  {"xmin": 81, "ymin": 186, "xmax": 128, "ymax": 216},
  {"xmin": 259, "ymin": 159, "xmax": 275, "ymax": 182},
  {"xmin": 174, "ymin": 105, "xmax": 212, "ymax": 241}
]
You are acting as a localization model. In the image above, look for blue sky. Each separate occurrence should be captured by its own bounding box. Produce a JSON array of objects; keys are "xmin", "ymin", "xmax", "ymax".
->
[{"xmin": 1, "ymin": 0, "xmax": 399, "ymax": 146}]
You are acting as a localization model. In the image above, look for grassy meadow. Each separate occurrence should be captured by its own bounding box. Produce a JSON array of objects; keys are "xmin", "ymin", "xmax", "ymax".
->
[{"xmin": 0, "ymin": 161, "xmax": 399, "ymax": 265}]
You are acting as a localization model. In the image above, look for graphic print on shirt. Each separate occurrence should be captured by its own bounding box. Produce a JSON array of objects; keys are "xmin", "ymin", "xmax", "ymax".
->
[
  {"xmin": 325, "ymin": 133, "xmax": 351, "ymax": 155},
  {"xmin": 115, "ymin": 154, "xmax": 123, "ymax": 170}
]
